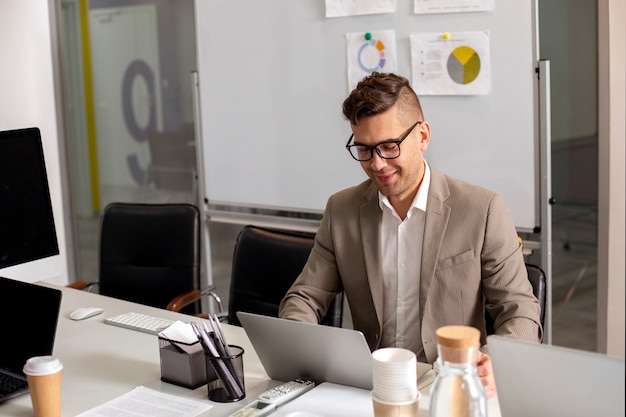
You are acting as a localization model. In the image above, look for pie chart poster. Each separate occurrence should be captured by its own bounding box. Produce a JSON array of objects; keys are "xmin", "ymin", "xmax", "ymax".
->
[
  {"xmin": 411, "ymin": 31, "xmax": 491, "ymax": 95},
  {"xmin": 346, "ymin": 30, "xmax": 398, "ymax": 93}
]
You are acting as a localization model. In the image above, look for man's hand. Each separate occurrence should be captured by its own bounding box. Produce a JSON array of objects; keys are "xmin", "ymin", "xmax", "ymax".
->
[{"xmin": 477, "ymin": 351, "xmax": 497, "ymax": 399}]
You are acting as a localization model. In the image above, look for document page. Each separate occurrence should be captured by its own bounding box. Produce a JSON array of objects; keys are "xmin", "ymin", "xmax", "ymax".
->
[{"xmin": 75, "ymin": 386, "xmax": 212, "ymax": 417}]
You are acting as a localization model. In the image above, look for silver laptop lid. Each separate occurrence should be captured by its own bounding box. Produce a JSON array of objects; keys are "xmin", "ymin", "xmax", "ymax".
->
[
  {"xmin": 237, "ymin": 312, "xmax": 373, "ymax": 390},
  {"xmin": 488, "ymin": 335, "xmax": 625, "ymax": 417}
]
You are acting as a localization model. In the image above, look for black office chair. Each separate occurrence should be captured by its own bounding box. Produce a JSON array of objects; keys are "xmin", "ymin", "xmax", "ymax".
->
[
  {"xmin": 485, "ymin": 263, "xmax": 547, "ymax": 335},
  {"xmin": 227, "ymin": 225, "xmax": 344, "ymax": 327},
  {"xmin": 68, "ymin": 202, "xmax": 222, "ymax": 316}
]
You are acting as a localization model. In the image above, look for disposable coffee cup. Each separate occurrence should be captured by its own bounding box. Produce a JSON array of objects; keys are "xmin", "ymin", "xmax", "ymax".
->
[
  {"xmin": 372, "ymin": 391, "xmax": 420, "ymax": 417},
  {"xmin": 23, "ymin": 356, "xmax": 63, "ymax": 417}
]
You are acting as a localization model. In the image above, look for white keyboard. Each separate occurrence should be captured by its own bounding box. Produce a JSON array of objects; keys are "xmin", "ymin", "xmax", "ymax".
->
[{"xmin": 104, "ymin": 312, "xmax": 175, "ymax": 335}]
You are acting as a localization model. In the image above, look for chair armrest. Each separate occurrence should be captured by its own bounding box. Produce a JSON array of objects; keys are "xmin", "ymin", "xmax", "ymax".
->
[
  {"xmin": 67, "ymin": 281, "xmax": 99, "ymax": 292},
  {"xmin": 166, "ymin": 286, "xmax": 226, "ymax": 318},
  {"xmin": 166, "ymin": 289, "xmax": 202, "ymax": 312}
]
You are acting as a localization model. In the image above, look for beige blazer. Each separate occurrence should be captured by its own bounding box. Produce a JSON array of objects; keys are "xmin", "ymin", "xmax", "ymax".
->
[{"xmin": 279, "ymin": 167, "xmax": 542, "ymax": 363}]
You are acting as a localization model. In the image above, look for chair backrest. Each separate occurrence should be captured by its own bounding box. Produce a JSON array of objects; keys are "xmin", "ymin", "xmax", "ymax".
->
[
  {"xmin": 228, "ymin": 225, "xmax": 344, "ymax": 327},
  {"xmin": 525, "ymin": 263, "xmax": 547, "ymax": 327},
  {"xmin": 98, "ymin": 202, "xmax": 202, "ymax": 314},
  {"xmin": 486, "ymin": 263, "xmax": 547, "ymax": 335}
]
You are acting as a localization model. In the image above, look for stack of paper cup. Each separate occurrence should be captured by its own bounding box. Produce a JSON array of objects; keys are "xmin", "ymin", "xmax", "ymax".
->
[
  {"xmin": 371, "ymin": 348, "xmax": 420, "ymax": 417},
  {"xmin": 372, "ymin": 347, "xmax": 418, "ymax": 402}
]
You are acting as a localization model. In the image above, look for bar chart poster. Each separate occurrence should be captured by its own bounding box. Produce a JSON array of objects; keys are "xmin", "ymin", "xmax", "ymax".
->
[{"xmin": 410, "ymin": 31, "xmax": 491, "ymax": 95}]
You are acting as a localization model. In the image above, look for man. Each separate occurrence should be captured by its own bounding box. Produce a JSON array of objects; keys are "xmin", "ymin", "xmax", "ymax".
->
[{"xmin": 279, "ymin": 72, "xmax": 542, "ymax": 398}]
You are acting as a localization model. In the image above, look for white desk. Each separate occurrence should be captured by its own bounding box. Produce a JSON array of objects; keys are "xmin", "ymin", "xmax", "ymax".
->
[{"xmin": 1, "ymin": 283, "xmax": 501, "ymax": 417}]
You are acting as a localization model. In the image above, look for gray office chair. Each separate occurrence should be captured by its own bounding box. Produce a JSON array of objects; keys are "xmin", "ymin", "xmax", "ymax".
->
[
  {"xmin": 485, "ymin": 263, "xmax": 547, "ymax": 335},
  {"xmin": 227, "ymin": 225, "xmax": 344, "ymax": 327},
  {"xmin": 68, "ymin": 202, "xmax": 223, "ymax": 316}
]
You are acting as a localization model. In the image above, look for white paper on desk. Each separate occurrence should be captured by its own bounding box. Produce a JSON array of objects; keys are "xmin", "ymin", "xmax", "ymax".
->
[
  {"xmin": 271, "ymin": 383, "xmax": 374, "ymax": 417},
  {"xmin": 159, "ymin": 320, "xmax": 198, "ymax": 344},
  {"xmin": 75, "ymin": 386, "xmax": 212, "ymax": 417},
  {"xmin": 159, "ymin": 321, "xmax": 203, "ymax": 354}
]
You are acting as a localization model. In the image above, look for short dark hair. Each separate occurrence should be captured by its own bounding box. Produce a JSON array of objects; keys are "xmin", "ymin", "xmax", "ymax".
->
[{"xmin": 342, "ymin": 72, "xmax": 423, "ymax": 125}]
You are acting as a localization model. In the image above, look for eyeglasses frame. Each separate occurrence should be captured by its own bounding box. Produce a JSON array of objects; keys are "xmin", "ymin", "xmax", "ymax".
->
[{"xmin": 345, "ymin": 121, "xmax": 423, "ymax": 162}]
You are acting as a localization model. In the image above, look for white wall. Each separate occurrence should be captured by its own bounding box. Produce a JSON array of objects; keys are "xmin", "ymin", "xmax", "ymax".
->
[{"xmin": 0, "ymin": 0, "xmax": 68, "ymax": 284}]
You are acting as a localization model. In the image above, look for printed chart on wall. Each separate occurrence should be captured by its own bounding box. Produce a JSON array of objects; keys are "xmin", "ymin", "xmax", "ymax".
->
[
  {"xmin": 414, "ymin": 0, "xmax": 494, "ymax": 14},
  {"xmin": 411, "ymin": 31, "xmax": 491, "ymax": 95},
  {"xmin": 346, "ymin": 30, "xmax": 398, "ymax": 92},
  {"xmin": 325, "ymin": 0, "xmax": 395, "ymax": 18}
]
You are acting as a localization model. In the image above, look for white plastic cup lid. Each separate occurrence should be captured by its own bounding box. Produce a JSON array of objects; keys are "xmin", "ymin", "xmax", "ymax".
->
[
  {"xmin": 372, "ymin": 347, "xmax": 416, "ymax": 364},
  {"xmin": 23, "ymin": 356, "xmax": 63, "ymax": 376}
]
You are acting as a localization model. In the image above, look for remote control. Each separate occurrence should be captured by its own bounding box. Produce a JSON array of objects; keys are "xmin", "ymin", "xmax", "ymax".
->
[{"xmin": 227, "ymin": 379, "xmax": 315, "ymax": 417}]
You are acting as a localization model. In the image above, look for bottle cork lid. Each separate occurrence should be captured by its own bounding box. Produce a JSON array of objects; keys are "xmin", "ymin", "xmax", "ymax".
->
[{"xmin": 435, "ymin": 325, "xmax": 480, "ymax": 349}]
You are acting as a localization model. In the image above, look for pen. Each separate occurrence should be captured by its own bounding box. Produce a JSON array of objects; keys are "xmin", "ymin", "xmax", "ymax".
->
[{"xmin": 208, "ymin": 314, "xmax": 231, "ymax": 356}]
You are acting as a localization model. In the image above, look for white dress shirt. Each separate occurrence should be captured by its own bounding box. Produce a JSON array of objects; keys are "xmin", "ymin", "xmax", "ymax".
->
[{"xmin": 378, "ymin": 161, "xmax": 430, "ymax": 360}]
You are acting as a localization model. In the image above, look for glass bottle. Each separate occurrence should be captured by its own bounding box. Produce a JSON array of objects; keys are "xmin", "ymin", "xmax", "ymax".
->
[{"xmin": 429, "ymin": 325, "xmax": 487, "ymax": 417}]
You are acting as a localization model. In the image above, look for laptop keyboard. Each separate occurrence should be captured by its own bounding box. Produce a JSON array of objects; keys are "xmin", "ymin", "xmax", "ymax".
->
[
  {"xmin": 0, "ymin": 372, "xmax": 28, "ymax": 396},
  {"xmin": 104, "ymin": 312, "xmax": 175, "ymax": 335}
]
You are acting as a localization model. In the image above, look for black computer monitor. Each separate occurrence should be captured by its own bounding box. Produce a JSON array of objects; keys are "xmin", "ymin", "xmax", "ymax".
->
[{"xmin": 0, "ymin": 127, "xmax": 59, "ymax": 269}]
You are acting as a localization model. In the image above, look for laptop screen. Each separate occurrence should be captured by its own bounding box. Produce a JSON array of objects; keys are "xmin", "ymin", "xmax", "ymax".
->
[
  {"xmin": 0, "ymin": 127, "xmax": 59, "ymax": 269},
  {"xmin": 0, "ymin": 277, "xmax": 62, "ymax": 377}
]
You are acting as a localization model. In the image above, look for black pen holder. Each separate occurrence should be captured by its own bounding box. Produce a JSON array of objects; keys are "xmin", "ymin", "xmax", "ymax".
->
[
  {"xmin": 158, "ymin": 336, "xmax": 207, "ymax": 389},
  {"xmin": 205, "ymin": 344, "xmax": 245, "ymax": 402}
]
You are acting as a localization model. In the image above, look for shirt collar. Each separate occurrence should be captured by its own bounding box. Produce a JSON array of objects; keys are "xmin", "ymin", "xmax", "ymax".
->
[{"xmin": 378, "ymin": 160, "xmax": 431, "ymax": 214}]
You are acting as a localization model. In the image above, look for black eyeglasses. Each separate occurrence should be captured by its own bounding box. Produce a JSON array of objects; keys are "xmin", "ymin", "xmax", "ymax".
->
[{"xmin": 345, "ymin": 121, "xmax": 423, "ymax": 162}]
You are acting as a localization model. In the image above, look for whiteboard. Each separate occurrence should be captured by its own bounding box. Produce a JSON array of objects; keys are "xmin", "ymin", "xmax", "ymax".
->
[{"xmin": 195, "ymin": 0, "xmax": 540, "ymax": 230}]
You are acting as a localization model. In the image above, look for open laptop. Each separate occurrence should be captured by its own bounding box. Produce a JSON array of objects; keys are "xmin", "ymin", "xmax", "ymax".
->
[
  {"xmin": 237, "ymin": 312, "xmax": 373, "ymax": 390},
  {"xmin": 488, "ymin": 335, "xmax": 625, "ymax": 417},
  {"xmin": 0, "ymin": 276, "xmax": 62, "ymax": 403}
]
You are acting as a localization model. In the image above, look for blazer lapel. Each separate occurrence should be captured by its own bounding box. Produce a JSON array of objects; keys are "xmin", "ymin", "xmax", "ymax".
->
[
  {"xmin": 420, "ymin": 168, "xmax": 451, "ymax": 318},
  {"xmin": 359, "ymin": 183, "xmax": 384, "ymax": 326}
]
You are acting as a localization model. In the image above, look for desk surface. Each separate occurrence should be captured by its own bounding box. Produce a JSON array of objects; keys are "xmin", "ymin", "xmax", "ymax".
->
[{"xmin": 1, "ymin": 283, "xmax": 501, "ymax": 417}]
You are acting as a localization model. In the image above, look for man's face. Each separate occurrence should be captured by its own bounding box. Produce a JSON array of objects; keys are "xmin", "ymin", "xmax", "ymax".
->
[{"xmin": 350, "ymin": 106, "xmax": 430, "ymax": 205}]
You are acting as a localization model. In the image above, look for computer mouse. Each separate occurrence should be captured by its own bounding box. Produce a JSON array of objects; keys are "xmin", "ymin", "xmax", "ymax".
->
[{"xmin": 70, "ymin": 307, "xmax": 104, "ymax": 321}]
